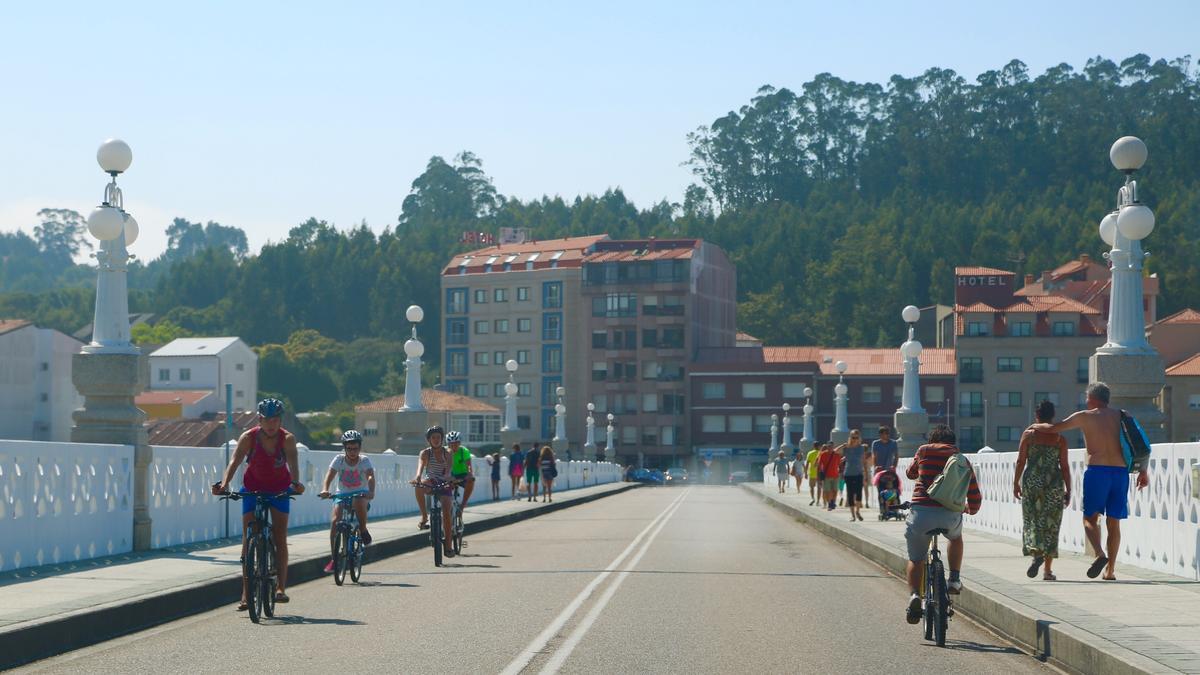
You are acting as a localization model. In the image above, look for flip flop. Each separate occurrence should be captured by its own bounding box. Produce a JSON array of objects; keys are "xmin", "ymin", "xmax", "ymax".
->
[
  {"xmin": 1087, "ymin": 556, "xmax": 1108, "ymax": 579},
  {"xmin": 236, "ymin": 602, "xmax": 248, "ymax": 611},
  {"xmin": 417, "ymin": 521, "xmax": 430, "ymax": 530},
  {"xmin": 1103, "ymin": 574, "xmax": 1117, "ymax": 581},
  {"xmin": 274, "ymin": 592, "xmax": 290, "ymax": 603},
  {"xmin": 1026, "ymin": 556, "xmax": 1044, "ymax": 578},
  {"xmin": 1043, "ymin": 572, "xmax": 1057, "ymax": 581}
]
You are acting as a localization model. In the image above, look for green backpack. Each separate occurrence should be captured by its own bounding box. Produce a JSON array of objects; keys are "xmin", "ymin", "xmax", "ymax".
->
[{"xmin": 926, "ymin": 451, "xmax": 974, "ymax": 513}]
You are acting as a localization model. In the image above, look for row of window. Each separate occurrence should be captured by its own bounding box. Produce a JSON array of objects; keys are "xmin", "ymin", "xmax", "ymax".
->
[
  {"xmin": 472, "ymin": 350, "xmax": 532, "ymax": 367},
  {"xmin": 701, "ymin": 415, "xmax": 793, "ymax": 434},
  {"xmin": 959, "ymin": 356, "xmax": 1089, "ymax": 382},
  {"xmin": 589, "ymin": 292, "xmax": 686, "ymax": 318},
  {"xmin": 589, "ymin": 392, "xmax": 686, "ymax": 415},
  {"xmin": 591, "ymin": 424, "xmax": 681, "ymax": 447},
  {"xmin": 446, "ymin": 346, "xmax": 562, "ymax": 376},
  {"xmin": 583, "ymin": 260, "xmax": 689, "ymax": 285},
  {"xmin": 964, "ymin": 319, "xmax": 1077, "ymax": 337},
  {"xmin": 446, "ymin": 282, "xmax": 563, "ymax": 314},
  {"xmin": 591, "ymin": 327, "xmax": 684, "ymax": 350},
  {"xmin": 474, "ymin": 381, "xmax": 534, "ymax": 398},
  {"xmin": 699, "ymin": 381, "xmax": 947, "ymax": 404},
  {"xmin": 592, "ymin": 360, "xmax": 685, "ymax": 382},
  {"xmin": 471, "ymin": 287, "xmax": 531, "ymax": 304},
  {"xmin": 958, "ymin": 390, "xmax": 1077, "ymax": 417}
]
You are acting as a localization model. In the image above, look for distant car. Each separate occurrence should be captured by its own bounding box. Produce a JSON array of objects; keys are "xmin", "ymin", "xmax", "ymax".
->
[
  {"xmin": 728, "ymin": 470, "xmax": 751, "ymax": 485},
  {"xmin": 647, "ymin": 469, "xmax": 665, "ymax": 485},
  {"xmin": 664, "ymin": 468, "xmax": 689, "ymax": 485}
]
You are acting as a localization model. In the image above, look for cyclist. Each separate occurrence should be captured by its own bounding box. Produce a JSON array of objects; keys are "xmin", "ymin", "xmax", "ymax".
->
[
  {"xmin": 903, "ymin": 424, "xmax": 982, "ymax": 624},
  {"xmin": 412, "ymin": 425, "xmax": 456, "ymax": 557},
  {"xmin": 319, "ymin": 430, "xmax": 375, "ymax": 573},
  {"xmin": 211, "ymin": 397, "xmax": 305, "ymax": 608},
  {"xmin": 446, "ymin": 430, "xmax": 476, "ymax": 511}
]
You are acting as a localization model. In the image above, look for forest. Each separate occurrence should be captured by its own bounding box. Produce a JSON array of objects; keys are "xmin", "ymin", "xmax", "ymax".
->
[{"xmin": 2, "ymin": 54, "xmax": 1198, "ymax": 418}]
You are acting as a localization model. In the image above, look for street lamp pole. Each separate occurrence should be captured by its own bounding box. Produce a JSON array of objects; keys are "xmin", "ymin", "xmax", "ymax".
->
[
  {"xmin": 780, "ymin": 403, "xmax": 793, "ymax": 457},
  {"xmin": 605, "ymin": 413, "xmax": 615, "ymax": 462},
  {"xmin": 800, "ymin": 387, "xmax": 814, "ymax": 451},
  {"xmin": 769, "ymin": 414, "xmax": 779, "ymax": 456},
  {"xmin": 583, "ymin": 403, "xmax": 597, "ymax": 461},
  {"xmin": 553, "ymin": 386, "xmax": 567, "ymax": 454},
  {"xmin": 831, "ymin": 361, "xmax": 850, "ymax": 444},
  {"xmin": 400, "ymin": 305, "xmax": 425, "ymax": 411},
  {"xmin": 895, "ymin": 305, "xmax": 929, "ymax": 457}
]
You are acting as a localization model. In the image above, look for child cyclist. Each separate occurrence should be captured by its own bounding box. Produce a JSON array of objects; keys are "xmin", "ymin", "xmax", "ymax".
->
[{"xmin": 319, "ymin": 430, "xmax": 375, "ymax": 573}]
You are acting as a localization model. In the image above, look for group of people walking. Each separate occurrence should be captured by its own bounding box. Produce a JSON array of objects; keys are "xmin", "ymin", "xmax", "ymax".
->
[
  {"xmin": 771, "ymin": 425, "xmax": 901, "ymax": 521},
  {"xmin": 503, "ymin": 443, "xmax": 560, "ymax": 503}
]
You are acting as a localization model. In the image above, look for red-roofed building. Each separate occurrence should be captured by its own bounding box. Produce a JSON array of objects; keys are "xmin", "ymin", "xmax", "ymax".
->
[
  {"xmin": 354, "ymin": 389, "xmax": 501, "ymax": 454},
  {"xmin": 135, "ymin": 389, "xmax": 218, "ymax": 419},
  {"xmin": 1163, "ymin": 353, "xmax": 1200, "ymax": 443}
]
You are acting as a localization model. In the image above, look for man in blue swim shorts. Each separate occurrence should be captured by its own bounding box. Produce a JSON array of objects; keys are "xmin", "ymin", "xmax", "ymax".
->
[{"xmin": 1032, "ymin": 382, "xmax": 1148, "ymax": 581}]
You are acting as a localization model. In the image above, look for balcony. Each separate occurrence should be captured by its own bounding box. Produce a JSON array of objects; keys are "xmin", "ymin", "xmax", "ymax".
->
[{"xmin": 959, "ymin": 405, "xmax": 983, "ymax": 418}]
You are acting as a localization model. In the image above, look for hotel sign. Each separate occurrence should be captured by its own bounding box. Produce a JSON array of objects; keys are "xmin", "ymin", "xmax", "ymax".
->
[{"xmin": 958, "ymin": 275, "xmax": 1009, "ymax": 287}]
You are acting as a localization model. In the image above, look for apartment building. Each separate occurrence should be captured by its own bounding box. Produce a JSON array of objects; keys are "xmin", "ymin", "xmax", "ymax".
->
[
  {"xmin": 0, "ymin": 320, "xmax": 83, "ymax": 441},
  {"xmin": 148, "ymin": 337, "xmax": 258, "ymax": 412}
]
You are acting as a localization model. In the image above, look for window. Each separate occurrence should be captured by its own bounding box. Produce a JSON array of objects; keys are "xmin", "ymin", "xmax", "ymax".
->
[
  {"xmin": 642, "ymin": 329, "xmax": 658, "ymax": 348},
  {"xmin": 997, "ymin": 357, "xmax": 1022, "ymax": 372},
  {"xmin": 475, "ymin": 351, "xmax": 491, "ymax": 366},
  {"xmin": 893, "ymin": 386, "xmax": 904, "ymax": 405},
  {"xmin": 235, "ymin": 390, "xmax": 244, "ymax": 399},
  {"xmin": 959, "ymin": 426, "xmax": 983, "ymax": 450},
  {"xmin": 641, "ymin": 361, "xmax": 660, "ymax": 380},
  {"xmin": 862, "ymin": 386, "xmax": 882, "ymax": 403},
  {"xmin": 1188, "ymin": 395, "xmax": 1200, "ymax": 411},
  {"xmin": 662, "ymin": 393, "xmax": 685, "ymax": 414},
  {"xmin": 474, "ymin": 289, "xmax": 488, "ymax": 304},
  {"xmin": 363, "ymin": 421, "xmax": 378, "ymax": 437},
  {"xmin": 742, "ymin": 383, "xmax": 766, "ymax": 399},
  {"xmin": 966, "ymin": 321, "xmax": 989, "ymax": 336},
  {"xmin": 1034, "ymin": 392, "xmax": 1060, "ymax": 405},
  {"xmin": 959, "ymin": 357, "xmax": 983, "ymax": 383},
  {"xmin": 997, "ymin": 426, "xmax": 1022, "ymax": 442},
  {"xmin": 1078, "ymin": 357, "xmax": 1089, "ymax": 383},
  {"xmin": 446, "ymin": 288, "xmax": 467, "ymax": 314},
  {"xmin": 179, "ymin": 368, "xmax": 191, "ymax": 381},
  {"xmin": 661, "ymin": 426, "xmax": 677, "ymax": 446},
  {"xmin": 40, "ymin": 393, "xmax": 48, "ymax": 402},
  {"xmin": 158, "ymin": 368, "xmax": 170, "ymax": 381},
  {"xmin": 622, "ymin": 426, "xmax": 638, "ymax": 445},
  {"xmin": 446, "ymin": 350, "xmax": 468, "ymax": 376},
  {"xmin": 1052, "ymin": 321, "xmax": 1076, "ymax": 336},
  {"xmin": 542, "ymin": 313, "xmax": 562, "ymax": 340},
  {"xmin": 1009, "ymin": 321, "xmax": 1032, "ymax": 337},
  {"xmin": 592, "ymin": 331, "xmax": 608, "ymax": 349},
  {"xmin": 494, "ymin": 383, "xmax": 506, "ymax": 397},
  {"xmin": 661, "ymin": 296, "xmax": 684, "ymax": 315},
  {"xmin": 517, "ymin": 349, "xmax": 531, "ymax": 365},
  {"xmin": 642, "ymin": 393, "xmax": 659, "ymax": 412},
  {"xmin": 642, "ymin": 428, "xmax": 659, "ymax": 446},
  {"xmin": 782, "ymin": 382, "xmax": 807, "ymax": 399},
  {"xmin": 446, "ymin": 381, "xmax": 467, "ymax": 395},
  {"xmin": 495, "ymin": 319, "xmax": 509, "ymax": 334},
  {"xmin": 543, "ymin": 281, "xmax": 563, "ymax": 308},
  {"xmin": 642, "ymin": 295, "xmax": 659, "ymax": 315},
  {"xmin": 474, "ymin": 383, "xmax": 488, "ymax": 398},
  {"xmin": 702, "ymin": 415, "xmax": 726, "ymax": 433},
  {"xmin": 446, "ymin": 318, "xmax": 468, "ymax": 344},
  {"xmin": 475, "ymin": 320, "xmax": 490, "ymax": 335},
  {"xmin": 592, "ymin": 361, "xmax": 608, "ymax": 381},
  {"xmin": 925, "ymin": 385, "xmax": 945, "ymax": 403},
  {"xmin": 542, "ymin": 410, "xmax": 556, "ymax": 439},
  {"xmin": 594, "ymin": 394, "xmax": 607, "ymax": 412},
  {"xmin": 542, "ymin": 377, "xmax": 562, "ymax": 405},
  {"xmin": 518, "ymin": 318, "xmax": 532, "ymax": 333},
  {"xmin": 959, "ymin": 391, "xmax": 983, "ymax": 417},
  {"xmin": 518, "ymin": 415, "xmax": 531, "ymax": 430},
  {"xmin": 998, "ymin": 391, "xmax": 1022, "ymax": 407},
  {"xmin": 754, "ymin": 415, "xmax": 774, "ymax": 433},
  {"xmin": 1034, "ymin": 357, "xmax": 1060, "ymax": 372},
  {"xmin": 728, "ymin": 415, "xmax": 752, "ymax": 433},
  {"xmin": 494, "ymin": 350, "xmax": 506, "ymax": 364},
  {"xmin": 517, "ymin": 287, "xmax": 530, "ymax": 302},
  {"xmin": 494, "ymin": 288, "xmax": 508, "ymax": 302},
  {"xmin": 592, "ymin": 293, "xmax": 637, "ymax": 317},
  {"xmin": 518, "ymin": 382, "xmax": 532, "ymax": 397},
  {"xmin": 543, "ymin": 345, "xmax": 562, "ymax": 373},
  {"xmin": 702, "ymin": 383, "xmax": 726, "ymax": 400},
  {"xmin": 235, "ymin": 363, "xmax": 245, "ymax": 371},
  {"xmin": 661, "ymin": 327, "xmax": 684, "ymax": 349}
]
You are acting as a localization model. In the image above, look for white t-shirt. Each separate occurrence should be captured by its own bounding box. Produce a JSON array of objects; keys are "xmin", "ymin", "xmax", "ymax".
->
[{"xmin": 329, "ymin": 455, "xmax": 373, "ymax": 493}]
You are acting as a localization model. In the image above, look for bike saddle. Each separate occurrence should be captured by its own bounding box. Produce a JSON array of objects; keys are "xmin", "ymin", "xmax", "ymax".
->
[{"xmin": 925, "ymin": 527, "xmax": 950, "ymax": 537}]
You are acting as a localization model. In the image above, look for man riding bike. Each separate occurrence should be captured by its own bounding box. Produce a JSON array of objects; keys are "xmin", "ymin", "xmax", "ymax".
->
[
  {"xmin": 319, "ymin": 429, "xmax": 375, "ymax": 574},
  {"xmin": 446, "ymin": 430, "xmax": 476, "ymax": 510},
  {"xmin": 211, "ymin": 397, "xmax": 305, "ymax": 608},
  {"xmin": 412, "ymin": 426, "xmax": 456, "ymax": 558}
]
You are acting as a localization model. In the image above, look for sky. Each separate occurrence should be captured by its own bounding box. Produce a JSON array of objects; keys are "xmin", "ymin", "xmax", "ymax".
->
[{"xmin": 1, "ymin": 1, "xmax": 1197, "ymax": 261}]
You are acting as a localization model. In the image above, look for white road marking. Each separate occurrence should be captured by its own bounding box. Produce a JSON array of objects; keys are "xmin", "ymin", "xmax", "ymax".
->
[
  {"xmin": 499, "ymin": 489, "xmax": 689, "ymax": 675},
  {"xmin": 537, "ymin": 488, "xmax": 689, "ymax": 674}
]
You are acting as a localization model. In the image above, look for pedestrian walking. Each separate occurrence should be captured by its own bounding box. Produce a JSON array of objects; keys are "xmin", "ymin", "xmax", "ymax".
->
[
  {"xmin": 524, "ymin": 446, "xmax": 541, "ymax": 503},
  {"xmin": 804, "ymin": 442, "xmax": 821, "ymax": 505},
  {"xmin": 791, "ymin": 451, "xmax": 806, "ymax": 494},
  {"xmin": 818, "ymin": 443, "xmax": 840, "ymax": 510},
  {"xmin": 772, "ymin": 451, "xmax": 789, "ymax": 493},
  {"xmin": 539, "ymin": 446, "xmax": 557, "ymax": 502},
  {"xmin": 836, "ymin": 430, "xmax": 868, "ymax": 522},
  {"xmin": 1014, "ymin": 399, "xmax": 1071, "ymax": 580},
  {"xmin": 509, "ymin": 443, "xmax": 525, "ymax": 500},
  {"xmin": 871, "ymin": 426, "xmax": 898, "ymax": 510},
  {"xmin": 489, "ymin": 452, "xmax": 502, "ymax": 501}
]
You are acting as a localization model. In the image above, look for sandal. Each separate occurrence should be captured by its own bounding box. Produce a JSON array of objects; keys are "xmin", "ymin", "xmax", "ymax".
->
[
  {"xmin": 1043, "ymin": 572, "xmax": 1057, "ymax": 581},
  {"xmin": 236, "ymin": 602, "xmax": 248, "ymax": 611},
  {"xmin": 417, "ymin": 521, "xmax": 430, "ymax": 530},
  {"xmin": 1026, "ymin": 555, "xmax": 1044, "ymax": 578},
  {"xmin": 1087, "ymin": 556, "xmax": 1108, "ymax": 579},
  {"xmin": 274, "ymin": 591, "xmax": 289, "ymax": 603}
]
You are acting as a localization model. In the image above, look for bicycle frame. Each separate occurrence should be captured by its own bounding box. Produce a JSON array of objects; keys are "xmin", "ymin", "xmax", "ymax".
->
[
  {"xmin": 923, "ymin": 533, "xmax": 950, "ymax": 647},
  {"xmin": 332, "ymin": 490, "xmax": 368, "ymax": 584},
  {"xmin": 217, "ymin": 489, "xmax": 292, "ymax": 623}
]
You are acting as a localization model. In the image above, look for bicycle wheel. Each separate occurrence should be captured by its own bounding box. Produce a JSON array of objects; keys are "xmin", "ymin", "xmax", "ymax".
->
[
  {"xmin": 244, "ymin": 528, "xmax": 261, "ymax": 624},
  {"xmin": 923, "ymin": 559, "xmax": 934, "ymax": 641},
  {"xmin": 934, "ymin": 562, "xmax": 949, "ymax": 647},
  {"xmin": 350, "ymin": 531, "xmax": 365, "ymax": 583},
  {"xmin": 333, "ymin": 526, "xmax": 348, "ymax": 586},
  {"xmin": 431, "ymin": 506, "xmax": 443, "ymax": 567},
  {"xmin": 453, "ymin": 508, "xmax": 464, "ymax": 554},
  {"xmin": 260, "ymin": 535, "xmax": 275, "ymax": 619}
]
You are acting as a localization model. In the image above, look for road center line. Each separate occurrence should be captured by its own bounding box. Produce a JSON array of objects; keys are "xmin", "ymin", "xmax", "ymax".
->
[
  {"xmin": 537, "ymin": 488, "xmax": 689, "ymax": 674},
  {"xmin": 499, "ymin": 489, "xmax": 688, "ymax": 675}
]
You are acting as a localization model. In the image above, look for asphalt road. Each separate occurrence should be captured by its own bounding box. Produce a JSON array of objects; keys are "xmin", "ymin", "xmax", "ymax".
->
[{"xmin": 20, "ymin": 486, "xmax": 1051, "ymax": 674}]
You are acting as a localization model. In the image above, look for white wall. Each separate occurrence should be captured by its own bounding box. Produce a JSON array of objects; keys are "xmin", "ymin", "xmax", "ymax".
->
[
  {"xmin": 0, "ymin": 326, "xmax": 37, "ymax": 440},
  {"xmin": 149, "ymin": 355, "xmax": 219, "ymax": 390},
  {"xmin": 0, "ymin": 440, "xmax": 134, "ymax": 571},
  {"xmin": 149, "ymin": 341, "xmax": 256, "ymax": 412},
  {"xmin": 0, "ymin": 326, "xmax": 83, "ymax": 442}
]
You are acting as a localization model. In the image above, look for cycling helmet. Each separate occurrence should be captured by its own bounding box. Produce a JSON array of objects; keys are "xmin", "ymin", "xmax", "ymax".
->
[
  {"xmin": 445, "ymin": 430, "xmax": 461, "ymax": 443},
  {"xmin": 341, "ymin": 429, "xmax": 363, "ymax": 445},
  {"xmin": 257, "ymin": 397, "xmax": 284, "ymax": 418},
  {"xmin": 425, "ymin": 425, "xmax": 445, "ymax": 440}
]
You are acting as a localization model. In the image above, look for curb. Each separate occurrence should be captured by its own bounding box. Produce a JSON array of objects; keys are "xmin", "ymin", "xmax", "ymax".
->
[
  {"xmin": 743, "ymin": 484, "xmax": 1171, "ymax": 675},
  {"xmin": 1, "ymin": 483, "xmax": 639, "ymax": 670}
]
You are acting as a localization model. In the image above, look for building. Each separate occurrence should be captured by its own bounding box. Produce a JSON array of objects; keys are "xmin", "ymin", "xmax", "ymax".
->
[
  {"xmin": 1150, "ymin": 308, "xmax": 1200, "ymax": 443},
  {"xmin": 0, "ymin": 320, "xmax": 83, "ymax": 441},
  {"xmin": 1015, "ymin": 253, "xmax": 1159, "ymax": 325},
  {"xmin": 355, "ymin": 389, "xmax": 502, "ymax": 454},
  {"xmin": 135, "ymin": 390, "xmax": 220, "ymax": 419},
  {"xmin": 689, "ymin": 345, "xmax": 956, "ymax": 475},
  {"xmin": 146, "ymin": 411, "xmax": 259, "ymax": 447},
  {"xmin": 148, "ymin": 337, "xmax": 258, "ymax": 413}
]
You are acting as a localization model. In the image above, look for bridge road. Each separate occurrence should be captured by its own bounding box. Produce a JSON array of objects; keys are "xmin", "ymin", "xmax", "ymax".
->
[{"xmin": 19, "ymin": 486, "xmax": 1049, "ymax": 674}]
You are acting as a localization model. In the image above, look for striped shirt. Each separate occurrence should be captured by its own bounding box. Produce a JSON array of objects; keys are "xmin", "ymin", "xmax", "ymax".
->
[
  {"xmin": 905, "ymin": 443, "xmax": 982, "ymax": 514},
  {"xmin": 423, "ymin": 447, "xmax": 452, "ymax": 481}
]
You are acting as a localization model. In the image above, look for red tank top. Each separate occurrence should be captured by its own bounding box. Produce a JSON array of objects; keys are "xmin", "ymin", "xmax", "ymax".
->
[{"xmin": 243, "ymin": 426, "xmax": 292, "ymax": 492}]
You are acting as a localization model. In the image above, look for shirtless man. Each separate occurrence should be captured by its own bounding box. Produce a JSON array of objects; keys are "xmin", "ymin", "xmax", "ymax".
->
[{"xmin": 1030, "ymin": 382, "xmax": 1148, "ymax": 580}]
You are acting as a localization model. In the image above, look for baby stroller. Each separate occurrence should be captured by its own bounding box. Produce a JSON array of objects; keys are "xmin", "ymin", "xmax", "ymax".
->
[{"xmin": 874, "ymin": 468, "xmax": 906, "ymax": 521}]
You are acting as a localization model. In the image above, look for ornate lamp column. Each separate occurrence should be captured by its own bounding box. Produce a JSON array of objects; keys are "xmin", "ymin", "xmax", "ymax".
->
[
  {"xmin": 769, "ymin": 413, "xmax": 779, "ymax": 456},
  {"xmin": 800, "ymin": 387, "xmax": 814, "ymax": 451},
  {"xmin": 1092, "ymin": 136, "xmax": 1165, "ymax": 439},
  {"xmin": 894, "ymin": 305, "xmax": 929, "ymax": 457},
  {"xmin": 72, "ymin": 139, "xmax": 152, "ymax": 550},
  {"xmin": 553, "ymin": 386, "xmax": 567, "ymax": 454},
  {"xmin": 605, "ymin": 413, "xmax": 616, "ymax": 462},
  {"xmin": 583, "ymin": 402, "xmax": 597, "ymax": 461},
  {"xmin": 780, "ymin": 403, "xmax": 793, "ymax": 456},
  {"xmin": 501, "ymin": 359, "xmax": 520, "ymax": 450},
  {"xmin": 400, "ymin": 305, "xmax": 426, "ymax": 412},
  {"xmin": 830, "ymin": 361, "xmax": 850, "ymax": 444}
]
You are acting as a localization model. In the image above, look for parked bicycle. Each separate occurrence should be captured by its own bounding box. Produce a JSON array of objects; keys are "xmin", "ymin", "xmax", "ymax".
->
[
  {"xmin": 923, "ymin": 527, "xmax": 952, "ymax": 647},
  {"xmin": 215, "ymin": 488, "xmax": 294, "ymax": 623},
  {"xmin": 322, "ymin": 489, "xmax": 369, "ymax": 585}
]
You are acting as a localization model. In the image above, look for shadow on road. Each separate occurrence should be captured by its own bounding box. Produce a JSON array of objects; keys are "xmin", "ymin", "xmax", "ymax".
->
[
  {"xmin": 437, "ymin": 563, "xmax": 501, "ymax": 569},
  {"xmin": 354, "ymin": 580, "xmax": 418, "ymax": 588},
  {"xmin": 927, "ymin": 639, "xmax": 1024, "ymax": 655},
  {"xmin": 268, "ymin": 615, "xmax": 366, "ymax": 626}
]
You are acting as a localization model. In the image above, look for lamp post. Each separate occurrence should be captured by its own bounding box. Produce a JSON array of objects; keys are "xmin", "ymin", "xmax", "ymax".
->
[
  {"xmin": 605, "ymin": 413, "xmax": 615, "ymax": 462},
  {"xmin": 583, "ymin": 402, "xmax": 597, "ymax": 461},
  {"xmin": 400, "ymin": 305, "xmax": 425, "ymax": 412},
  {"xmin": 895, "ymin": 305, "xmax": 929, "ymax": 457},
  {"xmin": 553, "ymin": 386, "xmax": 567, "ymax": 454},
  {"xmin": 769, "ymin": 413, "xmax": 779, "ymax": 456},
  {"xmin": 72, "ymin": 138, "xmax": 152, "ymax": 550},
  {"xmin": 500, "ymin": 359, "xmax": 520, "ymax": 450},
  {"xmin": 800, "ymin": 387, "xmax": 814, "ymax": 451},
  {"xmin": 831, "ymin": 361, "xmax": 849, "ymax": 444},
  {"xmin": 780, "ymin": 403, "xmax": 793, "ymax": 457},
  {"xmin": 1090, "ymin": 136, "xmax": 1165, "ymax": 440}
]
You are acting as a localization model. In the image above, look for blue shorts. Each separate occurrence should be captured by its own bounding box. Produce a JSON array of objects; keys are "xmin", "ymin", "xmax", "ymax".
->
[
  {"xmin": 240, "ymin": 490, "xmax": 292, "ymax": 515},
  {"xmin": 1083, "ymin": 466, "xmax": 1130, "ymax": 519}
]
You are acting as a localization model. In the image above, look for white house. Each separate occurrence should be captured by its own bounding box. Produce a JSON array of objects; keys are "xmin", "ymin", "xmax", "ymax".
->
[
  {"xmin": 0, "ymin": 320, "xmax": 84, "ymax": 441},
  {"xmin": 149, "ymin": 337, "xmax": 258, "ymax": 413}
]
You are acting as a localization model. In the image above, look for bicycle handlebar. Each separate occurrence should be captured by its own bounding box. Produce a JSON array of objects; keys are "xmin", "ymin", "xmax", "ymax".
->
[{"xmin": 212, "ymin": 485, "xmax": 296, "ymax": 501}]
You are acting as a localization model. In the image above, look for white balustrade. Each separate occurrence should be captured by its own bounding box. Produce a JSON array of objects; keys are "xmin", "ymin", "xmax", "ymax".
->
[{"xmin": 0, "ymin": 440, "xmax": 134, "ymax": 571}]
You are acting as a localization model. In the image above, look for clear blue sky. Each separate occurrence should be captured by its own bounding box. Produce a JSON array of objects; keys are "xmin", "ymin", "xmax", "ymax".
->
[{"xmin": 1, "ymin": 1, "xmax": 1196, "ymax": 259}]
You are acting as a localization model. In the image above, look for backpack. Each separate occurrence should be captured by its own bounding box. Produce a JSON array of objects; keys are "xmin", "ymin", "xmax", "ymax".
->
[
  {"xmin": 926, "ymin": 451, "xmax": 973, "ymax": 513},
  {"xmin": 1119, "ymin": 410, "xmax": 1152, "ymax": 473}
]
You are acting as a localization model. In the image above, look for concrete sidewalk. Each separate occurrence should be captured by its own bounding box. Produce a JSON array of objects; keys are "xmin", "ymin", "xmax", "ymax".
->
[
  {"xmin": 747, "ymin": 483, "xmax": 1200, "ymax": 675},
  {"xmin": 0, "ymin": 482, "xmax": 637, "ymax": 670}
]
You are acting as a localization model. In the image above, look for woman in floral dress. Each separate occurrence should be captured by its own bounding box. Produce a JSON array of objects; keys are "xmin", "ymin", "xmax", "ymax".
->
[{"xmin": 1013, "ymin": 399, "xmax": 1072, "ymax": 580}]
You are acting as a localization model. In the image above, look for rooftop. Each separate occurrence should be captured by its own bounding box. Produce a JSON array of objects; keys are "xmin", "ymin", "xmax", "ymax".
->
[
  {"xmin": 356, "ymin": 389, "xmax": 500, "ymax": 413},
  {"xmin": 814, "ymin": 347, "xmax": 957, "ymax": 376},
  {"xmin": 136, "ymin": 390, "xmax": 215, "ymax": 406},
  {"xmin": 1166, "ymin": 353, "xmax": 1200, "ymax": 377},
  {"xmin": 1156, "ymin": 308, "xmax": 1200, "ymax": 325},
  {"xmin": 151, "ymin": 337, "xmax": 245, "ymax": 357},
  {"xmin": 443, "ymin": 235, "xmax": 610, "ymax": 275},
  {"xmin": 955, "ymin": 266, "xmax": 1014, "ymax": 276},
  {"xmin": 0, "ymin": 319, "xmax": 31, "ymax": 336},
  {"xmin": 583, "ymin": 238, "xmax": 700, "ymax": 263}
]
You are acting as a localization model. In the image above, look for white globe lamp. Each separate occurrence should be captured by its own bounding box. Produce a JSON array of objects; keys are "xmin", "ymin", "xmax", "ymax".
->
[
  {"xmin": 404, "ymin": 338, "xmax": 424, "ymax": 358},
  {"xmin": 902, "ymin": 305, "xmax": 920, "ymax": 324},
  {"xmin": 506, "ymin": 359, "xmax": 518, "ymax": 373},
  {"xmin": 87, "ymin": 205, "xmax": 125, "ymax": 241},
  {"xmin": 96, "ymin": 139, "xmax": 133, "ymax": 175},
  {"xmin": 1110, "ymin": 136, "xmax": 1148, "ymax": 173},
  {"xmin": 122, "ymin": 213, "xmax": 139, "ymax": 246},
  {"xmin": 835, "ymin": 382, "xmax": 848, "ymax": 396},
  {"xmin": 504, "ymin": 381, "xmax": 518, "ymax": 396},
  {"xmin": 406, "ymin": 305, "xmax": 424, "ymax": 323},
  {"xmin": 901, "ymin": 339, "xmax": 923, "ymax": 360},
  {"xmin": 1099, "ymin": 211, "xmax": 1118, "ymax": 247},
  {"xmin": 1117, "ymin": 204, "xmax": 1155, "ymax": 241}
]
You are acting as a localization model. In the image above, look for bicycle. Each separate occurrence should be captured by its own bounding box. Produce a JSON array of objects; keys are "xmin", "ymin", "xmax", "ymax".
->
[
  {"xmin": 923, "ymin": 527, "xmax": 952, "ymax": 647},
  {"xmin": 323, "ymin": 489, "xmax": 369, "ymax": 585},
  {"xmin": 411, "ymin": 478, "xmax": 461, "ymax": 566},
  {"xmin": 450, "ymin": 482, "xmax": 466, "ymax": 556},
  {"xmin": 216, "ymin": 488, "xmax": 294, "ymax": 623}
]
